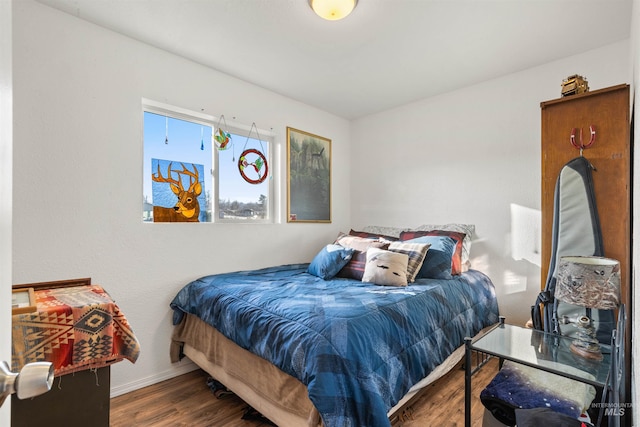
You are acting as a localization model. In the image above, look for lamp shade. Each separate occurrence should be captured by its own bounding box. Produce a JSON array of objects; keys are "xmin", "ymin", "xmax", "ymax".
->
[
  {"xmin": 555, "ymin": 256, "xmax": 620, "ymax": 310},
  {"xmin": 309, "ymin": 0, "xmax": 358, "ymax": 21}
]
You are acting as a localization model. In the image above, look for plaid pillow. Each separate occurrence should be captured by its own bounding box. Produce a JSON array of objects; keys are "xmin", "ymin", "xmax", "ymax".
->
[
  {"xmin": 336, "ymin": 250, "xmax": 368, "ymax": 280},
  {"xmin": 388, "ymin": 241, "xmax": 431, "ymax": 282},
  {"xmin": 335, "ymin": 233, "xmax": 390, "ymax": 280}
]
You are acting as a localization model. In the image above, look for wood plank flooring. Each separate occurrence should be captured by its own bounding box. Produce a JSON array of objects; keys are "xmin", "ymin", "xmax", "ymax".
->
[{"xmin": 110, "ymin": 358, "xmax": 498, "ymax": 427}]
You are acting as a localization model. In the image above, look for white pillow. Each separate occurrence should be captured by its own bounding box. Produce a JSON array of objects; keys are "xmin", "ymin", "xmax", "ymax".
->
[{"xmin": 362, "ymin": 248, "xmax": 409, "ymax": 287}]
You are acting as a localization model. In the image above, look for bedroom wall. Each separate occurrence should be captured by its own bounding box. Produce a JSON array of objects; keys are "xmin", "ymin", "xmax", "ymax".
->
[
  {"xmin": 12, "ymin": 0, "xmax": 351, "ymax": 395},
  {"xmin": 351, "ymin": 40, "xmax": 631, "ymax": 326},
  {"xmin": 1, "ymin": 0, "xmax": 12, "ymax": 424}
]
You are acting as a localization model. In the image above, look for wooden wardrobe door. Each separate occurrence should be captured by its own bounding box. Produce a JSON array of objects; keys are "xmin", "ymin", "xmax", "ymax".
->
[
  {"xmin": 541, "ymin": 84, "xmax": 630, "ymax": 305},
  {"xmin": 541, "ymin": 84, "xmax": 631, "ymax": 427}
]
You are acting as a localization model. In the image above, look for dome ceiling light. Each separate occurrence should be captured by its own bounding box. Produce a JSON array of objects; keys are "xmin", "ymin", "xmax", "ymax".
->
[{"xmin": 309, "ymin": 0, "xmax": 358, "ymax": 21}]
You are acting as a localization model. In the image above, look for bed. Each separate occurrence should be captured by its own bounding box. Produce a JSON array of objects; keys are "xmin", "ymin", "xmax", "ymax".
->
[{"xmin": 170, "ymin": 226, "xmax": 500, "ymax": 427}]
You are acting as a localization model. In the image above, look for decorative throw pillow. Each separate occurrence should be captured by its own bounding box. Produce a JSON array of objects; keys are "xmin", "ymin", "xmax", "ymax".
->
[
  {"xmin": 335, "ymin": 232, "xmax": 391, "ymax": 251},
  {"xmin": 415, "ymin": 223, "xmax": 474, "ymax": 270},
  {"xmin": 335, "ymin": 234, "xmax": 391, "ymax": 280},
  {"xmin": 403, "ymin": 236, "xmax": 457, "ymax": 279},
  {"xmin": 388, "ymin": 241, "xmax": 430, "ymax": 282},
  {"xmin": 400, "ymin": 230, "xmax": 465, "ymax": 275},
  {"xmin": 348, "ymin": 229, "xmax": 399, "ymax": 241},
  {"xmin": 362, "ymin": 248, "xmax": 409, "ymax": 287},
  {"xmin": 336, "ymin": 250, "xmax": 368, "ymax": 281},
  {"xmin": 307, "ymin": 244, "xmax": 355, "ymax": 280},
  {"xmin": 361, "ymin": 225, "xmax": 407, "ymax": 239}
]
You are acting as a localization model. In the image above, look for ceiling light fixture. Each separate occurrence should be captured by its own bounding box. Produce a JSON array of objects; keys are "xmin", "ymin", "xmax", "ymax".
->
[{"xmin": 309, "ymin": 0, "xmax": 358, "ymax": 21}]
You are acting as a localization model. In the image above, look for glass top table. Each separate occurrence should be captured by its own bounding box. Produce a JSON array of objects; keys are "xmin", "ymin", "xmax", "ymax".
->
[
  {"xmin": 470, "ymin": 320, "xmax": 611, "ymax": 386},
  {"xmin": 464, "ymin": 318, "xmax": 612, "ymax": 427}
]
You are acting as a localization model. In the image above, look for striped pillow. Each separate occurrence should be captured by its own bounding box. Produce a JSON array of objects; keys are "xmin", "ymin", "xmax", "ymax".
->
[
  {"xmin": 335, "ymin": 233, "xmax": 390, "ymax": 280},
  {"xmin": 336, "ymin": 250, "xmax": 368, "ymax": 281},
  {"xmin": 388, "ymin": 241, "xmax": 431, "ymax": 282}
]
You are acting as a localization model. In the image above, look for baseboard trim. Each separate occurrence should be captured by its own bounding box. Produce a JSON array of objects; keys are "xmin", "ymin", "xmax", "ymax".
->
[{"xmin": 109, "ymin": 360, "xmax": 199, "ymax": 398}]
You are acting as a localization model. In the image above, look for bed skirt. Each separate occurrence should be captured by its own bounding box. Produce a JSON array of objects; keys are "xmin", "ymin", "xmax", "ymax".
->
[{"xmin": 171, "ymin": 313, "xmax": 493, "ymax": 426}]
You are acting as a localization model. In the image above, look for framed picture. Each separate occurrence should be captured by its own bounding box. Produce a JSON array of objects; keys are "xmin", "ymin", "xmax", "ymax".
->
[
  {"xmin": 12, "ymin": 288, "xmax": 36, "ymax": 315},
  {"xmin": 287, "ymin": 127, "xmax": 331, "ymax": 223}
]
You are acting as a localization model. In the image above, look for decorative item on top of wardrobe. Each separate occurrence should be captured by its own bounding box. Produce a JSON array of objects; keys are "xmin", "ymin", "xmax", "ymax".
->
[
  {"xmin": 561, "ymin": 74, "xmax": 589, "ymax": 97},
  {"xmin": 238, "ymin": 122, "xmax": 269, "ymax": 185}
]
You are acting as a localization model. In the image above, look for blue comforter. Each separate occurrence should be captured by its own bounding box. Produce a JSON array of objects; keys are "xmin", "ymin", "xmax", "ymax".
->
[{"xmin": 170, "ymin": 264, "xmax": 499, "ymax": 427}]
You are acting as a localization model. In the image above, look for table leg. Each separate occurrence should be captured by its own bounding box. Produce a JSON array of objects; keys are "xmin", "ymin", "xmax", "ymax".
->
[{"xmin": 464, "ymin": 337, "xmax": 472, "ymax": 427}]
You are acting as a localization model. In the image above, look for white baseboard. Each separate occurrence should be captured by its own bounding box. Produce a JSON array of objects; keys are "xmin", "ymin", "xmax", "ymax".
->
[{"xmin": 109, "ymin": 360, "xmax": 199, "ymax": 398}]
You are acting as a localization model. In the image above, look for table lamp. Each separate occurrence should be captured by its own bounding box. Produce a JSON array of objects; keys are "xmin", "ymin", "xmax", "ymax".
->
[{"xmin": 555, "ymin": 255, "xmax": 620, "ymax": 361}]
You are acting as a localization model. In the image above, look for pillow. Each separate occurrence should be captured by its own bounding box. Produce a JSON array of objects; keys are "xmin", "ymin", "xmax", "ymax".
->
[
  {"xmin": 336, "ymin": 250, "xmax": 368, "ymax": 281},
  {"xmin": 307, "ymin": 244, "xmax": 355, "ymax": 280},
  {"xmin": 335, "ymin": 233, "xmax": 390, "ymax": 251},
  {"xmin": 415, "ymin": 223, "xmax": 474, "ymax": 269},
  {"xmin": 335, "ymin": 234, "xmax": 390, "ymax": 280},
  {"xmin": 388, "ymin": 241, "xmax": 430, "ymax": 282},
  {"xmin": 362, "ymin": 248, "xmax": 409, "ymax": 287},
  {"xmin": 348, "ymin": 229, "xmax": 399, "ymax": 241},
  {"xmin": 403, "ymin": 236, "xmax": 457, "ymax": 279},
  {"xmin": 361, "ymin": 225, "xmax": 407, "ymax": 239},
  {"xmin": 400, "ymin": 230, "xmax": 465, "ymax": 275}
]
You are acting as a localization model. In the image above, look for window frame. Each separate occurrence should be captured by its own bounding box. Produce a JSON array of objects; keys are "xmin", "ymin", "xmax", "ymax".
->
[{"xmin": 142, "ymin": 99, "xmax": 275, "ymax": 224}]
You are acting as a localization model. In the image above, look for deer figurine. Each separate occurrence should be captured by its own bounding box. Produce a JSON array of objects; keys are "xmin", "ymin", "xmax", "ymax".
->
[{"xmin": 152, "ymin": 162, "xmax": 202, "ymax": 222}]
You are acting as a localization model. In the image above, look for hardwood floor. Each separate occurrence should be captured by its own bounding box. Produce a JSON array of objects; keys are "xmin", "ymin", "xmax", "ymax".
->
[{"xmin": 110, "ymin": 358, "xmax": 498, "ymax": 427}]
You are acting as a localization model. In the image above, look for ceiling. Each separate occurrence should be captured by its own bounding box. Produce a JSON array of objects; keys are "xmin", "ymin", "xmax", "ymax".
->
[{"xmin": 36, "ymin": 0, "xmax": 633, "ymax": 119}]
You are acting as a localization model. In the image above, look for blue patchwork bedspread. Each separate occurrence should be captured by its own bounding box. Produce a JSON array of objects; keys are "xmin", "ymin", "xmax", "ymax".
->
[{"xmin": 170, "ymin": 264, "xmax": 499, "ymax": 427}]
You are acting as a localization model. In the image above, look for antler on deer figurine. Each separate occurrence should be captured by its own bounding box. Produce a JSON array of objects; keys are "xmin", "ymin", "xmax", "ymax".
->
[{"xmin": 152, "ymin": 162, "xmax": 202, "ymax": 222}]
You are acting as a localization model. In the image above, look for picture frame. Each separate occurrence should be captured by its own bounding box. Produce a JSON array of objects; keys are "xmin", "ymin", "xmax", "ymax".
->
[
  {"xmin": 12, "ymin": 288, "xmax": 36, "ymax": 315},
  {"xmin": 287, "ymin": 127, "xmax": 331, "ymax": 223}
]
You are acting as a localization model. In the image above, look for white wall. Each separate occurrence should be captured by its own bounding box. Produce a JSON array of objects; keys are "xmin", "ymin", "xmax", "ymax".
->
[
  {"xmin": 12, "ymin": 0, "xmax": 351, "ymax": 395},
  {"xmin": 0, "ymin": 0, "xmax": 12, "ymax": 424},
  {"xmin": 351, "ymin": 41, "xmax": 631, "ymax": 326}
]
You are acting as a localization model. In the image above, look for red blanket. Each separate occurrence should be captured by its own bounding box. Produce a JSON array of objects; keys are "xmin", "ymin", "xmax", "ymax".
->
[{"xmin": 12, "ymin": 285, "xmax": 140, "ymax": 376}]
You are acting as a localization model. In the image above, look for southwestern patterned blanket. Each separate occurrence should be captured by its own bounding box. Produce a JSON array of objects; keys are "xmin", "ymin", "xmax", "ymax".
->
[
  {"xmin": 12, "ymin": 285, "xmax": 140, "ymax": 376},
  {"xmin": 170, "ymin": 264, "xmax": 499, "ymax": 427}
]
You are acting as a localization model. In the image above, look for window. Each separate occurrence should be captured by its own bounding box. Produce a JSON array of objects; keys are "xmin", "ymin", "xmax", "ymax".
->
[{"xmin": 143, "ymin": 102, "xmax": 273, "ymax": 223}]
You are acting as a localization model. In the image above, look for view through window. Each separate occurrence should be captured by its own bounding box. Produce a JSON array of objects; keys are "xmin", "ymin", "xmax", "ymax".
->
[{"xmin": 143, "ymin": 105, "xmax": 272, "ymax": 223}]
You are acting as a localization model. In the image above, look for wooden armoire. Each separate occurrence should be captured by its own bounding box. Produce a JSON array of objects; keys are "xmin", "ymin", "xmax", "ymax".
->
[{"xmin": 540, "ymin": 83, "xmax": 631, "ymax": 423}]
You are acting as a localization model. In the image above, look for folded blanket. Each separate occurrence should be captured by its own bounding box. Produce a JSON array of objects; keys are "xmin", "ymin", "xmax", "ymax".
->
[{"xmin": 480, "ymin": 360, "xmax": 596, "ymax": 426}]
